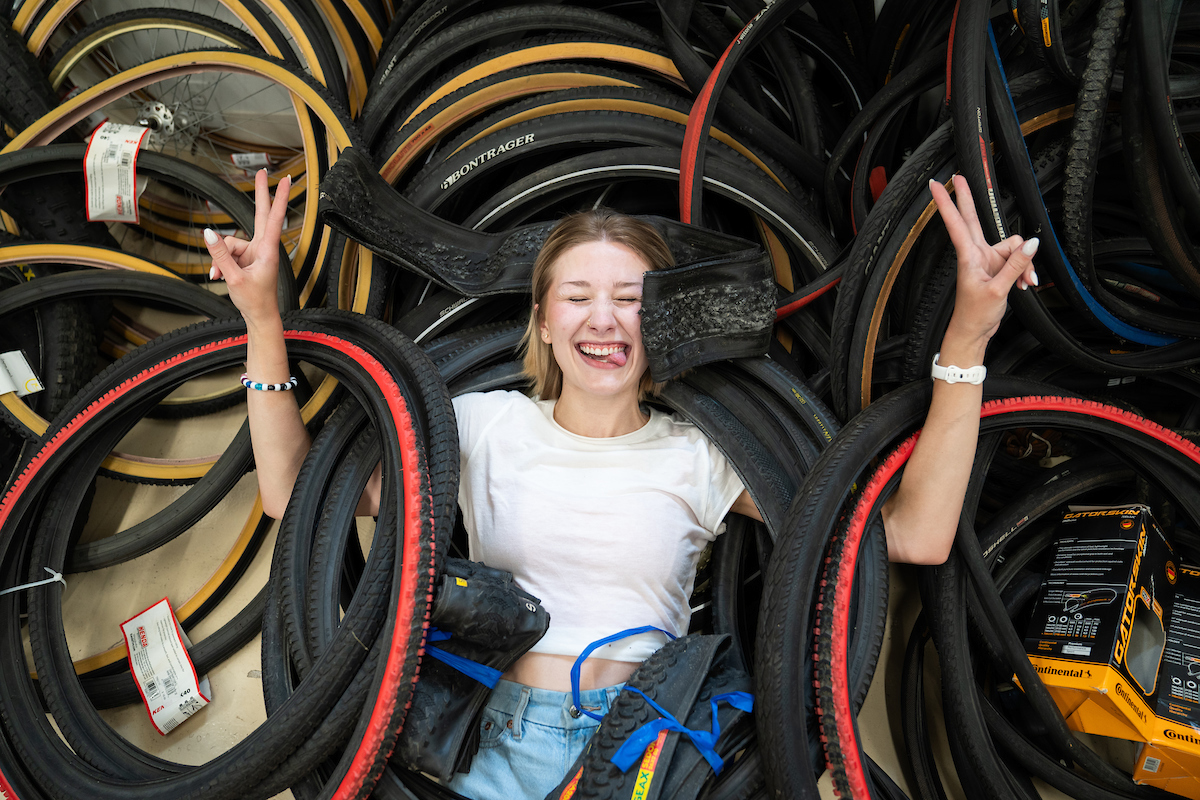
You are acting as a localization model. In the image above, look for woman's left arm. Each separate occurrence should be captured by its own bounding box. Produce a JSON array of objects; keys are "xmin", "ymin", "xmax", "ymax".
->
[
  {"xmin": 881, "ymin": 176, "xmax": 1038, "ymax": 564},
  {"xmin": 726, "ymin": 176, "xmax": 1035, "ymax": 556}
]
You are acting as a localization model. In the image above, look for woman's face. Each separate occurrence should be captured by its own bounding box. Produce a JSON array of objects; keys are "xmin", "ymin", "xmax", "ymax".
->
[{"xmin": 538, "ymin": 239, "xmax": 649, "ymax": 404}]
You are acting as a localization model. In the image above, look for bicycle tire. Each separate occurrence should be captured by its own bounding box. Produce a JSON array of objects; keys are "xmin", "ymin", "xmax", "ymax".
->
[
  {"xmin": 364, "ymin": 29, "xmax": 679, "ymax": 149},
  {"xmin": 16, "ymin": 0, "xmax": 349, "ymax": 109},
  {"xmin": 0, "ymin": 311, "xmax": 448, "ymax": 800},
  {"xmin": 1, "ymin": 49, "xmax": 359, "ymax": 307},
  {"xmin": 375, "ymin": 61, "xmax": 660, "ymax": 182},
  {"xmin": 814, "ymin": 394, "xmax": 1200, "ymax": 799}
]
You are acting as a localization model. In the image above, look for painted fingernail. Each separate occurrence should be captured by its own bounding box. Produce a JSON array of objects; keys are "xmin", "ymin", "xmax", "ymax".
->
[
  {"xmin": 203, "ymin": 227, "xmax": 219, "ymax": 245},
  {"xmin": 1022, "ymin": 237, "xmax": 1039, "ymax": 256},
  {"xmin": 1031, "ymin": 270, "xmax": 1039, "ymax": 287},
  {"xmin": 209, "ymin": 266, "xmax": 218, "ymax": 281},
  {"xmin": 1019, "ymin": 279, "xmax": 1028, "ymax": 291}
]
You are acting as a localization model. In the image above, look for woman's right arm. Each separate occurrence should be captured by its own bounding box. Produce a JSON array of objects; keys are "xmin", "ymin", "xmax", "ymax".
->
[{"xmin": 204, "ymin": 170, "xmax": 381, "ymax": 518}]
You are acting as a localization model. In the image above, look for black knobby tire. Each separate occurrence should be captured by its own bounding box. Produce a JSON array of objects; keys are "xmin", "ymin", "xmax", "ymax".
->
[{"xmin": 0, "ymin": 311, "xmax": 451, "ymax": 800}]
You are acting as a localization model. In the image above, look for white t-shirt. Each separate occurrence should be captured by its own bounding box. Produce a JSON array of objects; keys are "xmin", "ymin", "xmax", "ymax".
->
[{"xmin": 454, "ymin": 391, "xmax": 746, "ymax": 663}]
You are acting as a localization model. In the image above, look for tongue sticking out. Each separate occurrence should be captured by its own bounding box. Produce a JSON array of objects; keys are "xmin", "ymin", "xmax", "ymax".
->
[{"xmin": 608, "ymin": 348, "xmax": 627, "ymax": 367}]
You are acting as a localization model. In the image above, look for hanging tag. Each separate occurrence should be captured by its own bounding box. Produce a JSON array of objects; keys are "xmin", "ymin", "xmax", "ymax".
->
[
  {"xmin": 84, "ymin": 122, "xmax": 150, "ymax": 223},
  {"xmin": 0, "ymin": 350, "xmax": 43, "ymax": 397},
  {"xmin": 230, "ymin": 152, "xmax": 271, "ymax": 170},
  {"xmin": 121, "ymin": 598, "xmax": 211, "ymax": 735}
]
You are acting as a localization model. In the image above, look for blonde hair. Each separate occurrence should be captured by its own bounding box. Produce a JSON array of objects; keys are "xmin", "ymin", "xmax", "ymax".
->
[{"xmin": 521, "ymin": 209, "xmax": 674, "ymax": 400}]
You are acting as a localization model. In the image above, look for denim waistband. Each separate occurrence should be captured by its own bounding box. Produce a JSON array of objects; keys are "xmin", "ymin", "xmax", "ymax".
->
[{"xmin": 485, "ymin": 678, "xmax": 625, "ymax": 731}]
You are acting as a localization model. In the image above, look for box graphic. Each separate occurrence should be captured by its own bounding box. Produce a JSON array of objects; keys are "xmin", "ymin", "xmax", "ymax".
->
[{"xmin": 1022, "ymin": 504, "xmax": 1200, "ymax": 795}]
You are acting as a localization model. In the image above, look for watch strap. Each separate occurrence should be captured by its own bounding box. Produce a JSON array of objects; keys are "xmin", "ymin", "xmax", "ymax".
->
[{"xmin": 931, "ymin": 353, "xmax": 986, "ymax": 385}]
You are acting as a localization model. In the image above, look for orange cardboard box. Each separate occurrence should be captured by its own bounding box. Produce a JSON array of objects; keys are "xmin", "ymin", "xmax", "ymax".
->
[{"xmin": 1023, "ymin": 505, "xmax": 1200, "ymax": 795}]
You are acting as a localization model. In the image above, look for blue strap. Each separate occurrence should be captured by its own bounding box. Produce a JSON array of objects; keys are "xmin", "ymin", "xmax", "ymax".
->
[
  {"xmin": 610, "ymin": 689, "xmax": 754, "ymax": 775},
  {"xmin": 424, "ymin": 626, "xmax": 502, "ymax": 689},
  {"xmin": 570, "ymin": 626, "xmax": 676, "ymax": 721}
]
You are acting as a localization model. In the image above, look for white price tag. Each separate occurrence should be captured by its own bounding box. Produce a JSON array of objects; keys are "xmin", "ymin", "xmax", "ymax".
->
[
  {"xmin": 121, "ymin": 598, "xmax": 211, "ymax": 735},
  {"xmin": 230, "ymin": 152, "xmax": 271, "ymax": 170},
  {"xmin": 84, "ymin": 122, "xmax": 150, "ymax": 223},
  {"xmin": 0, "ymin": 351, "xmax": 43, "ymax": 397}
]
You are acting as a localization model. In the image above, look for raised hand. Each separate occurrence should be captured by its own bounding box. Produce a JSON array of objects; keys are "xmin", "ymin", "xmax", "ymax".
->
[
  {"xmin": 930, "ymin": 174, "xmax": 1039, "ymax": 348},
  {"xmin": 203, "ymin": 169, "xmax": 291, "ymax": 325},
  {"xmin": 882, "ymin": 175, "xmax": 1042, "ymax": 565}
]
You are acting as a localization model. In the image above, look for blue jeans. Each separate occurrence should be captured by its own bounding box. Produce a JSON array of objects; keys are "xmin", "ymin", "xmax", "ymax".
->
[{"xmin": 445, "ymin": 679, "xmax": 624, "ymax": 800}]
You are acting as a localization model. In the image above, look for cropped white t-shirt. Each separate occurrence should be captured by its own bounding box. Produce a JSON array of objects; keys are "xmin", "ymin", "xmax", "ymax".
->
[{"xmin": 453, "ymin": 391, "xmax": 746, "ymax": 663}]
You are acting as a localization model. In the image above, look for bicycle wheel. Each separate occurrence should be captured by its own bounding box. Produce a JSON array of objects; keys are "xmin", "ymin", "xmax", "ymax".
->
[
  {"xmin": 1, "ymin": 49, "xmax": 358, "ymax": 309},
  {"xmin": 15, "ymin": 0, "xmax": 349, "ymax": 109}
]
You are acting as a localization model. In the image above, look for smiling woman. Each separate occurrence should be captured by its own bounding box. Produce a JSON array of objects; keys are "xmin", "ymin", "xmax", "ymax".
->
[
  {"xmin": 444, "ymin": 209, "xmax": 754, "ymax": 799},
  {"xmin": 203, "ymin": 173, "xmax": 1036, "ymax": 798},
  {"xmin": 522, "ymin": 209, "xmax": 673, "ymax": 436}
]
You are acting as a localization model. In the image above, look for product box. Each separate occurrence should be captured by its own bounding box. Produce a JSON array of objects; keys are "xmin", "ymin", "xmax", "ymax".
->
[{"xmin": 1023, "ymin": 504, "xmax": 1200, "ymax": 796}]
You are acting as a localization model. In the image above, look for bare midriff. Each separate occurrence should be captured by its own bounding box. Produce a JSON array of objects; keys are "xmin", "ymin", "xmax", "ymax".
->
[{"xmin": 501, "ymin": 651, "xmax": 639, "ymax": 692}]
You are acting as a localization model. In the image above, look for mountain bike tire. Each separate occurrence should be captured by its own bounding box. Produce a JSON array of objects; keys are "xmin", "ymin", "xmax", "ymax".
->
[
  {"xmin": 0, "ymin": 311, "xmax": 448, "ymax": 800},
  {"xmin": 818, "ymin": 395, "xmax": 1200, "ymax": 799}
]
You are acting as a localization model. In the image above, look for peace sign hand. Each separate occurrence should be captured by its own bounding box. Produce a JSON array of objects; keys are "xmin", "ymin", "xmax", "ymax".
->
[
  {"xmin": 204, "ymin": 169, "xmax": 292, "ymax": 326},
  {"xmin": 930, "ymin": 174, "xmax": 1039, "ymax": 350}
]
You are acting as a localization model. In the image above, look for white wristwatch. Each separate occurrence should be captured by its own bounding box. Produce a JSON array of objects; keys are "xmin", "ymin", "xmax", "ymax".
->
[{"xmin": 931, "ymin": 353, "xmax": 986, "ymax": 385}]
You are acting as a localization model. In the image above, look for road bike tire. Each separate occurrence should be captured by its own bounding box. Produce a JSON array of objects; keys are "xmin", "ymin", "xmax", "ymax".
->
[
  {"xmin": 375, "ymin": 62, "xmax": 667, "ymax": 183},
  {"xmin": 655, "ymin": 0, "xmax": 825, "ymax": 192},
  {"xmin": 1121, "ymin": 44, "xmax": 1200, "ymax": 297},
  {"xmin": 986, "ymin": 56, "xmax": 1198, "ymax": 343},
  {"xmin": 401, "ymin": 108, "xmax": 793, "ymax": 221},
  {"xmin": 1, "ymin": 49, "xmax": 359, "ymax": 309},
  {"xmin": 15, "ymin": 0, "xmax": 349, "ymax": 110},
  {"xmin": 364, "ymin": 20, "xmax": 669, "ymax": 148},
  {"xmin": 46, "ymin": 7, "xmax": 260, "ymax": 86},
  {"xmin": 1133, "ymin": 0, "xmax": 1200, "ymax": 236},
  {"xmin": 389, "ymin": 84, "xmax": 795, "ymax": 197},
  {"xmin": 823, "ymin": 47, "xmax": 945, "ymax": 231},
  {"xmin": 373, "ymin": 2, "xmax": 660, "ymax": 92},
  {"xmin": 674, "ymin": 0, "xmax": 809, "ymax": 223}
]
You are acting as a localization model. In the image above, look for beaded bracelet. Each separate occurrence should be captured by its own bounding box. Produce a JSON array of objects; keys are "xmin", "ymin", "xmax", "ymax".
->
[{"xmin": 240, "ymin": 373, "xmax": 298, "ymax": 392}]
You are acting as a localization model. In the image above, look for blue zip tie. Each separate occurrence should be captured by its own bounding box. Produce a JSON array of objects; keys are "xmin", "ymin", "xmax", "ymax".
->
[
  {"xmin": 570, "ymin": 626, "xmax": 676, "ymax": 721},
  {"xmin": 610, "ymin": 688, "xmax": 754, "ymax": 775},
  {"xmin": 424, "ymin": 626, "xmax": 503, "ymax": 689}
]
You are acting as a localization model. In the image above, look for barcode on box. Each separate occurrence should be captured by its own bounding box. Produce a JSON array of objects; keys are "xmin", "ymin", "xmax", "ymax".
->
[
  {"xmin": 1144, "ymin": 757, "xmax": 1161, "ymax": 773},
  {"xmin": 145, "ymin": 678, "xmax": 159, "ymax": 700}
]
